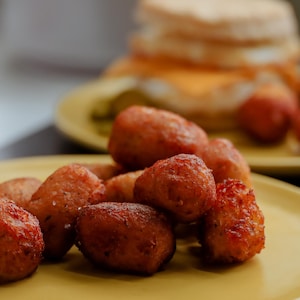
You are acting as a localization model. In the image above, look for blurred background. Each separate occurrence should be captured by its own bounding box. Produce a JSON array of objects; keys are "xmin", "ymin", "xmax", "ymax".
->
[
  {"xmin": 0, "ymin": 0, "xmax": 136, "ymax": 149},
  {"xmin": 0, "ymin": 0, "xmax": 299, "ymax": 150}
]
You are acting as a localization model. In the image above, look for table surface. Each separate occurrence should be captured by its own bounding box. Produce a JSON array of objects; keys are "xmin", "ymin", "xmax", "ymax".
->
[
  {"xmin": 0, "ymin": 125, "xmax": 101, "ymax": 159},
  {"xmin": 0, "ymin": 25, "xmax": 98, "ymax": 149}
]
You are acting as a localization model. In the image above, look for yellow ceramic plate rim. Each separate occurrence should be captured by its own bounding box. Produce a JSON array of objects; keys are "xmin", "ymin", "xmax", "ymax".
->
[
  {"xmin": 1, "ymin": 154, "xmax": 300, "ymax": 300},
  {"xmin": 54, "ymin": 80, "xmax": 300, "ymax": 174}
]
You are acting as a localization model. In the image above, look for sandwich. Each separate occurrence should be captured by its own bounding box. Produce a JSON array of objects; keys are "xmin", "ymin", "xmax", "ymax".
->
[
  {"xmin": 92, "ymin": 0, "xmax": 300, "ymax": 131},
  {"xmin": 130, "ymin": 0, "xmax": 300, "ymax": 68}
]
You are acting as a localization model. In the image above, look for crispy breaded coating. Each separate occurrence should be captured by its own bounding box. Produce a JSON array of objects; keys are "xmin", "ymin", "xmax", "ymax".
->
[
  {"xmin": 0, "ymin": 177, "xmax": 41, "ymax": 210},
  {"xmin": 80, "ymin": 162, "xmax": 126, "ymax": 181},
  {"xmin": 108, "ymin": 105, "xmax": 208, "ymax": 170},
  {"xmin": 76, "ymin": 202, "xmax": 176, "ymax": 275},
  {"xmin": 134, "ymin": 153, "xmax": 216, "ymax": 223},
  {"xmin": 104, "ymin": 170, "xmax": 144, "ymax": 203},
  {"xmin": 28, "ymin": 164, "xmax": 106, "ymax": 260},
  {"xmin": 201, "ymin": 138, "xmax": 252, "ymax": 188},
  {"xmin": 0, "ymin": 198, "xmax": 44, "ymax": 283},
  {"xmin": 199, "ymin": 179, "xmax": 265, "ymax": 264}
]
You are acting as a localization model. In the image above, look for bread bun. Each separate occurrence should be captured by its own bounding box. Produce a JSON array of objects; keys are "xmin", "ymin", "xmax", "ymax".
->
[
  {"xmin": 135, "ymin": 0, "xmax": 298, "ymax": 43},
  {"xmin": 130, "ymin": 30, "xmax": 300, "ymax": 68},
  {"xmin": 131, "ymin": 0, "xmax": 300, "ymax": 68}
]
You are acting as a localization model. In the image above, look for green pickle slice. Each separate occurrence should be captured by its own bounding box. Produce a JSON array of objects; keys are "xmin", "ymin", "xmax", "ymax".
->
[
  {"xmin": 92, "ymin": 119, "xmax": 113, "ymax": 136},
  {"xmin": 90, "ymin": 97, "xmax": 114, "ymax": 120},
  {"xmin": 110, "ymin": 89, "xmax": 153, "ymax": 116},
  {"xmin": 91, "ymin": 88, "xmax": 154, "ymax": 135}
]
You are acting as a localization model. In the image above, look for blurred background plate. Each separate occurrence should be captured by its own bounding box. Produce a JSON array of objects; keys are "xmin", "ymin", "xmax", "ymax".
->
[{"xmin": 55, "ymin": 80, "xmax": 300, "ymax": 176}]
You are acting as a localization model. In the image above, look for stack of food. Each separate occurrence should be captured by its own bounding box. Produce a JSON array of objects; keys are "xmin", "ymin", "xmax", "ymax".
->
[{"xmin": 93, "ymin": 0, "xmax": 300, "ymax": 140}]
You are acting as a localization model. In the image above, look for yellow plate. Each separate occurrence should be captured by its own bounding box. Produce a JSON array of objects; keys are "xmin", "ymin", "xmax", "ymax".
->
[
  {"xmin": 1, "ymin": 154, "xmax": 300, "ymax": 300},
  {"xmin": 55, "ymin": 80, "xmax": 300, "ymax": 174}
]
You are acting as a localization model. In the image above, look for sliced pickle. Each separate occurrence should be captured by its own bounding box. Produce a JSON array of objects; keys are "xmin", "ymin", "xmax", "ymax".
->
[
  {"xmin": 90, "ymin": 88, "xmax": 154, "ymax": 136},
  {"xmin": 91, "ymin": 97, "xmax": 115, "ymax": 120},
  {"xmin": 92, "ymin": 119, "xmax": 113, "ymax": 135},
  {"xmin": 110, "ymin": 89, "xmax": 153, "ymax": 116}
]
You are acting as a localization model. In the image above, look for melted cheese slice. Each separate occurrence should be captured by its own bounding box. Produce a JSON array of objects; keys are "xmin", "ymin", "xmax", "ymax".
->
[
  {"xmin": 101, "ymin": 56, "xmax": 298, "ymax": 130},
  {"xmin": 104, "ymin": 56, "xmax": 257, "ymax": 99}
]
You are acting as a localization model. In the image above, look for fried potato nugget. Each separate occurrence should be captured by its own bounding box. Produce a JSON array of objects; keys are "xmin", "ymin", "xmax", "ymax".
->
[
  {"xmin": 76, "ymin": 202, "xmax": 176, "ymax": 275},
  {"xmin": 28, "ymin": 164, "xmax": 106, "ymax": 260},
  {"xmin": 237, "ymin": 83, "xmax": 298, "ymax": 144},
  {"xmin": 108, "ymin": 105, "xmax": 209, "ymax": 170},
  {"xmin": 80, "ymin": 162, "xmax": 126, "ymax": 181},
  {"xmin": 0, "ymin": 177, "xmax": 41, "ymax": 210},
  {"xmin": 134, "ymin": 154, "xmax": 216, "ymax": 223},
  {"xmin": 104, "ymin": 170, "xmax": 144, "ymax": 203},
  {"xmin": 201, "ymin": 138, "xmax": 252, "ymax": 188},
  {"xmin": 0, "ymin": 198, "xmax": 44, "ymax": 283},
  {"xmin": 199, "ymin": 179, "xmax": 265, "ymax": 264}
]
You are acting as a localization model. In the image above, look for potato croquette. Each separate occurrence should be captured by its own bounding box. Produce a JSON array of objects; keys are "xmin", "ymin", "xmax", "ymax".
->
[
  {"xmin": 108, "ymin": 105, "xmax": 209, "ymax": 170},
  {"xmin": 75, "ymin": 202, "xmax": 176, "ymax": 275},
  {"xmin": 80, "ymin": 162, "xmax": 126, "ymax": 181},
  {"xmin": 199, "ymin": 179, "xmax": 265, "ymax": 264},
  {"xmin": 134, "ymin": 153, "xmax": 216, "ymax": 223},
  {"xmin": 0, "ymin": 177, "xmax": 41, "ymax": 211},
  {"xmin": 201, "ymin": 138, "xmax": 252, "ymax": 188},
  {"xmin": 28, "ymin": 164, "xmax": 106, "ymax": 260},
  {"xmin": 237, "ymin": 83, "xmax": 298, "ymax": 144},
  {"xmin": 0, "ymin": 198, "xmax": 44, "ymax": 283},
  {"xmin": 104, "ymin": 170, "xmax": 144, "ymax": 203}
]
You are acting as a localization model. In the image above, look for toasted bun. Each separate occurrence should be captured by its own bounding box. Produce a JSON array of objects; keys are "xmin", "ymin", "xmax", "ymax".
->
[
  {"xmin": 103, "ymin": 56, "xmax": 297, "ymax": 130},
  {"xmin": 130, "ymin": 30, "xmax": 300, "ymax": 68},
  {"xmin": 136, "ymin": 0, "xmax": 299, "ymax": 43},
  {"xmin": 132, "ymin": 0, "xmax": 300, "ymax": 68}
]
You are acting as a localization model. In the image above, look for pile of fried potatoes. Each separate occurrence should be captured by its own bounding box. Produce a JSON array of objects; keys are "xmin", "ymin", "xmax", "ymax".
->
[{"xmin": 0, "ymin": 105, "xmax": 265, "ymax": 284}]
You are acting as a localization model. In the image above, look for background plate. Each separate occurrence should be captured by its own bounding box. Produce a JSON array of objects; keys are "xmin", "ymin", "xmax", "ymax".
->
[
  {"xmin": 55, "ymin": 80, "xmax": 300, "ymax": 175},
  {"xmin": 1, "ymin": 155, "xmax": 300, "ymax": 300}
]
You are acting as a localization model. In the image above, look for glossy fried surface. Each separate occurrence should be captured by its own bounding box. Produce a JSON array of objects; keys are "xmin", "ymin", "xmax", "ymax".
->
[
  {"xmin": 28, "ymin": 164, "xmax": 106, "ymax": 260},
  {"xmin": 237, "ymin": 83, "xmax": 298, "ymax": 144},
  {"xmin": 0, "ymin": 177, "xmax": 41, "ymax": 211},
  {"xmin": 0, "ymin": 198, "xmax": 44, "ymax": 283},
  {"xmin": 201, "ymin": 138, "xmax": 252, "ymax": 188},
  {"xmin": 199, "ymin": 179, "xmax": 265, "ymax": 264},
  {"xmin": 108, "ymin": 105, "xmax": 208, "ymax": 170},
  {"xmin": 104, "ymin": 170, "xmax": 144, "ymax": 203},
  {"xmin": 76, "ymin": 202, "xmax": 176, "ymax": 275},
  {"xmin": 80, "ymin": 162, "xmax": 126, "ymax": 181},
  {"xmin": 134, "ymin": 153, "xmax": 216, "ymax": 223}
]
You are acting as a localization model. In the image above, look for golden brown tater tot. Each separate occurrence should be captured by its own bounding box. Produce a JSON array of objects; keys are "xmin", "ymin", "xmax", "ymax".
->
[
  {"xmin": 80, "ymin": 162, "xmax": 126, "ymax": 180},
  {"xmin": 201, "ymin": 138, "xmax": 252, "ymax": 188},
  {"xmin": 199, "ymin": 179, "xmax": 265, "ymax": 264},
  {"xmin": 28, "ymin": 164, "xmax": 106, "ymax": 260},
  {"xmin": 0, "ymin": 197, "xmax": 44, "ymax": 283},
  {"xmin": 134, "ymin": 153, "xmax": 216, "ymax": 223},
  {"xmin": 0, "ymin": 177, "xmax": 41, "ymax": 211},
  {"xmin": 108, "ymin": 105, "xmax": 208, "ymax": 170},
  {"xmin": 76, "ymin": 202, "xmax": 176, "ymax": 275},
  {"xmin": 104, "ymin": 170, "xmax": 144, "ymax": 203}
]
